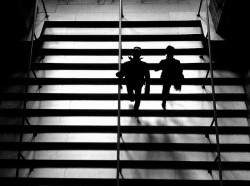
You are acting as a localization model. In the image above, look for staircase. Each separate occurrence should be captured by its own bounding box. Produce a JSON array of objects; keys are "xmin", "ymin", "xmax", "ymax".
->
[{"xmin": 0, "ymin": 20, "xmax": 249, "ymax": 186}]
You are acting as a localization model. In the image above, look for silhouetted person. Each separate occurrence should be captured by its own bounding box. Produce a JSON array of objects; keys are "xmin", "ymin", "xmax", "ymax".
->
[
  {"xmin": 155, "ymin": 45, "xmax": 184, "ymax": 110},
  {"xmin": 116, "ymin": 47, "xmax": 150, "ymax": 115}
]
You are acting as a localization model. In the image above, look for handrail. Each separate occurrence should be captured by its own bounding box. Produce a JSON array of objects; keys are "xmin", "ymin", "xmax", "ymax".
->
[
  {"xmin": 205, "ymin": 0, "xmax": 223, "ymax": 186},
  {"xmin": 116, "ymin": 0, "xmax": 123, "ymax": 186},
  {"xmin": 15, "ymin": 0, "xmax": 39, "ymax": 182}
]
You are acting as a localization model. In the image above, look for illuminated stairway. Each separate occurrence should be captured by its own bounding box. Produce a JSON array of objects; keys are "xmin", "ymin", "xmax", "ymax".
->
[{"xmin": 0, "ymin": 20, "xmax": 249, "ymax": 185}]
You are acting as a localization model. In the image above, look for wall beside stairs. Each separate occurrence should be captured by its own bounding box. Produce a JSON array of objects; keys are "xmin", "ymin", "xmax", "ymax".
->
[
  {"xmin": 244, "ymin": 71, "xmax": 250, "ymax": 126},
  {"xmin": 2, "ymin": 0, "xmax": 36, "ymax": 77},
  {"xmin": 6, "ymin": 0, "xmax": 36, "ymax": 41}
]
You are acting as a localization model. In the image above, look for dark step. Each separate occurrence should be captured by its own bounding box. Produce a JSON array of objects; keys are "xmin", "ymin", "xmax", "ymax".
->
[
  {"xmin": 1, "ymin": 78, "xmax": 245, "ymax": 85},
  {"xmin": 0, "ymin": 178, "xmax": 249, "ymax": 186},
  {"xmin": 0, "ymin": 109, "xmax": 247, "ymax": 117},
  {"xmin": 39, "ymin": 48, "xmax": 205, "ymax": 56},
  {"xmin": 0, "ymin": 159, "xmax": 249, "ymax": 170},
  {"xmin": 0, "ymin": 93, "xmax": 247, "ymax": 101},
  {"xmin": 44, "ymin": 20, "xmax": 202, "ymax": 28},
  {"xmin": 42, "ymin": 34, "xmax": 204, "ymax": 41},
  {"xmin": 0, "ymin": 125, "xmax": 249, "ymax": 135},
  {"xmin": 1, "ymin": 142, "xmax": 249, "ymax": 152},
  {"xmin": 31, "ymin": 62, "xmax": 243, "ymax": 71}
]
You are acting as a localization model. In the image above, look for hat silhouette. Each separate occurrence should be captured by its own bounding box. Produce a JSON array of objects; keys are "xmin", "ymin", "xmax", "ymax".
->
[
  {"xmin": 165, "ymin": 45, "xmax": 175, "ymax": 55},
  {"xmin": 132, "ymin": 47, "xmax": 142, "ymax": 57}
]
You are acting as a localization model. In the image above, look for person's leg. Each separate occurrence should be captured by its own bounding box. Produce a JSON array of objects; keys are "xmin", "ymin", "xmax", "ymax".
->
[
  {"xmin": 162, "ymin": 83, "xmax": 171, "ymax": 110},
  {"xmin": 126, "ymin": 84, "xmax": 134, "ymax": 102},
  {"xmin": 134, "ymin": 86, "xmax": 142, "ymax": 112}
]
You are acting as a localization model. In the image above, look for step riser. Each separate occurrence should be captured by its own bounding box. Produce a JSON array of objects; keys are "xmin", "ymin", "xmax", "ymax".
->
[
  {"xmin": 31, "ymin": 63, "xmax": 243, "ymax": 71},
  {"xmin": 0, "ymin": 94, "xmax": 246, "ymax": 101},
  {"xmin": 1, "ymin": 78, "xmax": 245, "ymax": 85},
  {"xmin": 0, "ymin": 160, "xmax": 249, "ymax": 170}
]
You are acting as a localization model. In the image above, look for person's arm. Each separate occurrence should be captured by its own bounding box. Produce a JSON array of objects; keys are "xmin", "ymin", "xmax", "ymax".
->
[
  {"xmin": 155, "ymin": 60, "xmax": 163, "ymax": 71},
  {"xmin": 116, "ymin": 63, "xmax": 126, "ymax": 79},
  {"xmin": 174, "ymin": 60, "xmax": 184, "ymax": 91},
  {"xmin": 116, "ymin": 63, "xmax": 126, "ymax": 89},
  {"xmin": 177, "ymin": 60, "xmax": 183, "ymax": 75}
]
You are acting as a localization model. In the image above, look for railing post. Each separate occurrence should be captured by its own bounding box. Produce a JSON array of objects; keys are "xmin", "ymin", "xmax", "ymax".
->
[
  {"xmin": 202, "ymin": 69, "xmax": 210, "ymax": 89},
  {"xmin": 117, "ymin": 1, "xmax": 123, "ymax": 186},
  {"xmin": 32, "ymin": 69, "xmax": 42, "ymax": 89},
  {"xmin": 32, "ymin": 33, "xmax": 43, "ymax": 89},
  {"xmin": 201, "ymin": 32, "xmax": 209, "ymax": 89},
  {"xmin": 121, "ymin": 0, "xmax": 124, "ymax": 18},
  {"xmin": 205, "ymin": 118, "xmax": 215, "ymax": 139}
]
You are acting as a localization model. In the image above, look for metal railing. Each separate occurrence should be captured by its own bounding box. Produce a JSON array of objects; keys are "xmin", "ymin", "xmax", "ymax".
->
[
  {"xmin": 199, "ymin": 0, "xmax": 223, "ymax": 185},
  {"xmin": 15, "ymin": 0, "xmax": 48, "ymax": 184},
  {"xmin": 116, "ymin": 0, "xmax": 123, "ymax": 186},
  {"xmin": 15, "ymin": 0, "xmax": 39, "ymax": 181}
]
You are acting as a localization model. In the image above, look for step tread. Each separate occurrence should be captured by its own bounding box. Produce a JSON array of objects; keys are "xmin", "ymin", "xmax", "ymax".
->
[
  {"xmin": 0, "ymin": 109, "xmax": 247, "ymax": 117},
  {"xmin": 0, "ymin": 125, "xmax": 248, "ymax": 134},
  {"xmin": 40, "ymin": 48, "xmax": 205, "ymax": 56},
  {"xmin": 42, "ymin": 34, "xmax": 205, "ymax": 41},
  {"xmin": 0, "ymin": 142, "xmax": 249, "ymax": 152},
  {"xmin": 31, "ymin": 62, "xmax": 243, "ymax": 70}
]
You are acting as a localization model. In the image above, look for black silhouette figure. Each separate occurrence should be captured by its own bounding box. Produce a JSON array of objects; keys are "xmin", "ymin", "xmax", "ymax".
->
[
  {"xmin": 116, "ymin": 47, "xmax": 150, "ymax": 115},
  {"xmin": 155, "ymin": 45, "xmax": 184, "ymax": 110}
]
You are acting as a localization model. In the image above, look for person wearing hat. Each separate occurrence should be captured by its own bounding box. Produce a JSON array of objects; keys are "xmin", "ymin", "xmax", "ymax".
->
[
  {"xmin": 116, "ymin": 47, "xmax": 150, "ymax": 115},
  {"xmin": 155, "ymin": 45, "xmax": 184, "ymax": 110}
]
